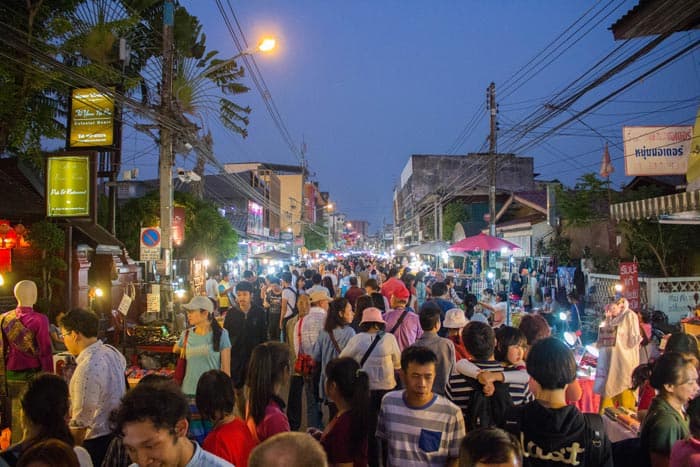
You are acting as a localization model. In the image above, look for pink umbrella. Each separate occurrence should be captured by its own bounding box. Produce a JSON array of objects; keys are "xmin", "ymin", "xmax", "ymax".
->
[{"xmin": 448, "ymin": 233, "xmax": 521, "ymax": 252}]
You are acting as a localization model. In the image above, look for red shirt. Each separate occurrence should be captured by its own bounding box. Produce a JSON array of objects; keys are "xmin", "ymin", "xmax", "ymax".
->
[
  {"xmin": 321, "ymin": 411, "xmax": 368, "ymax": 467},
  {"xmin": 447, "ymin": 334, "xmax": 469, "ymax": 361},
  {"xmin": 256, "ymin": 396, "xmax": 290, "ymax": 442},
  {"xmin": 202, "ymin": 418, "xmax": 256, "ymax": 467},
  {"xmin": 344, "ymin": 287, "xmax": 366, "ymax": 310}
]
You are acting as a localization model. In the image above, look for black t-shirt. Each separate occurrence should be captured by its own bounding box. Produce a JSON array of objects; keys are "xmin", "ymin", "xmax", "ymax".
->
[
  {"xmin": 502, "ymin": 401, "xmax": 613, "ymax": 467},
  {"xmin": 224, "ymin": 305, "xmax": 267, "ymax": 387}
]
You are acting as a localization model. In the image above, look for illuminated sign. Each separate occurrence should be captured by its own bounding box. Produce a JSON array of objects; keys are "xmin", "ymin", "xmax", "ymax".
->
[
  {"xmin": 69, "ymin": 88, "xmax": 114, "ymax": 147},
  {"xmin": 46, "ymin": 155, "xmax": 91, "ymax": 217},
  {"xmin": 247, "ymin": 201, "xmax": 264, "ymax": 236}
]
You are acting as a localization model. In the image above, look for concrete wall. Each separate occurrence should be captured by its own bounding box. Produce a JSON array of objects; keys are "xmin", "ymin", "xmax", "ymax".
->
[{"xmin": 278, "ymin": 174, "xmax": 304, "ymax": 237}]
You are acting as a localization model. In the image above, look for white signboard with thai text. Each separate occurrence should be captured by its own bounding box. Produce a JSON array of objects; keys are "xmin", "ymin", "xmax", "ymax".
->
[{"xmin": 623, "ymin": 126, "xmax": 692, "ymax": 176}]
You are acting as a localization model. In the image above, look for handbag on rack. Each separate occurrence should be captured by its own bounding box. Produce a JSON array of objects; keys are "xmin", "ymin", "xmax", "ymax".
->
[
  {"xmin": 294, "ymin": 318, "xmax": 315, "ymax": 377},
  {"xmin": 173, "ymin": 330, "xmax": 189, "ymax": 385}
]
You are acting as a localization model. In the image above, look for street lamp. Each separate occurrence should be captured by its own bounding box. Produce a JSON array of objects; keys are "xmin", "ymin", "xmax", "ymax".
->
[
  {"xmin": 158, "ymin": 34, "xmax": 277, "ymax": 319},
  {"xmin": 204, "ymin": 38, "xmax": 277, "ymax": 75}
]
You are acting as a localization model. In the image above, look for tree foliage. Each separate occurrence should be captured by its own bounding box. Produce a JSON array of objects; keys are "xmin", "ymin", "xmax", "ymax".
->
[
  {"xmin": 116, "ymin": 190, "xmax": 237, "ymax": 264},
  {"xmin": 304, "ymin": 222, "xmax": 328, "ymax": 251},
  {"xmin": 0, "ymin": 0, "xmax": 80, "ymax": 164},
  {"xmin": 26, "ymin": 220, "xmax": 66, "ymax": 306},
  {"xmin": 442, "ymin": 201, "xmax": 470, "ymax": 241},
  {"xmin": 618, "ymin": 221, "xmax": 698, "ymax": 277},
  {"xmin": 556, "ymin": 173, "xmax": 610, "ymax": 226}
]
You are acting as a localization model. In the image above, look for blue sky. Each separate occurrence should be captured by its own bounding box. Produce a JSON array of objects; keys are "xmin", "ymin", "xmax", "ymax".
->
[{"xmin": 124, "ymin": 1, "xmax": 700, "ymax": 233}]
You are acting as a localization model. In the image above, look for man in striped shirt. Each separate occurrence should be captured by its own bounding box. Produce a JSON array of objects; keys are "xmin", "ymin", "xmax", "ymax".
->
[
  {"xmin": 376, "ymin": 346, "xmax": 465, "ymax": 467},
  {"xmin": 446, "ymin": 322, "xmax": 533, "ymax": 423}
]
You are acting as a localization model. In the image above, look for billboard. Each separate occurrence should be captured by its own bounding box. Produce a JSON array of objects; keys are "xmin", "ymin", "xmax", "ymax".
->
[
  {"xmin": 69, "ymin": 88, "xmax": 115, "ymax": 148},
  {"xmin": 623, "ymin": 126, "xmax": 692, "ymax": 176},
  {"xmin": 247, "ymin": 201, "xmax": 264, "ymax": 236},
  {"xmin": 46, "ymin": 155, "xmax": 92, "ymax": 217}
]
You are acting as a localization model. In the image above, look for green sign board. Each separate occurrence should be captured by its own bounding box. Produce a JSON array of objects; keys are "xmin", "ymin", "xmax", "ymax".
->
[
  {"xmin": 46, "ymin": 155, "xmax": 91, "ymax": 217},
  {"xmin": 69, "ymin": 88, "xmax": 114, "ymax": 148}
]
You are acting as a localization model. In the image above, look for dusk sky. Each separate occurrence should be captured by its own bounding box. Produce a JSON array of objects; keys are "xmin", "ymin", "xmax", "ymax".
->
[{"xmin": 123, "ymin": 1, "xmax": 700, "ymax": 233}]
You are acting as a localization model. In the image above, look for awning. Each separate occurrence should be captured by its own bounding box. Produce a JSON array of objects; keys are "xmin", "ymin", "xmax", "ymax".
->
[
  {"xmin": 68, "ymin": 219, "xmax": 124, "ymax": 255},
  {"xmin": 610, "ymin": 190, "xmax": 700, "ymax": 221}
]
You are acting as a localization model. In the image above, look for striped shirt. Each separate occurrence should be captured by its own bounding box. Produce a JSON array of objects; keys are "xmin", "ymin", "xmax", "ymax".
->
[
  {"xmin": 446, "ymin": 360, "xmax": 534, "ymax": 418},
  {"xmin": 376, "ymin": 391, "xmax": 465, "ymax": 467}
]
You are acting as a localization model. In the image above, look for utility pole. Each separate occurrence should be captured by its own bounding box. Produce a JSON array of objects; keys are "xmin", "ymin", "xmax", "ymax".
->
[
  {"xmin": 487, "ymin": 82, "xmax": 497, "ymax": 236},
  {"xmin": 159, "ymin": 0, "xmax": 175, "ymax": 316}
]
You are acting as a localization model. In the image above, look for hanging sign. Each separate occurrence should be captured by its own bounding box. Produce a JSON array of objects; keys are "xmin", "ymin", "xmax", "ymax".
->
[
  {"xmin": 619, "ymin": 262, "xmax": 640, "ymax": 311},
  {"xmin": 68, "ymin": 88, "xmax": 115, "ymax": 148},
  {"xmin": 46, "ymin": 155, "xmax": 91, "ymax": 217}
]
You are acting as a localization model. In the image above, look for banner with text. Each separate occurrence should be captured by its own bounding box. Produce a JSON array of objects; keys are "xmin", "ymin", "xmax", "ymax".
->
[
  {"xmin": 69, "ymin": 88, "xmax": 115, "ymax": 148},
  {"xmin": 46, "ymin": 155, "xmax": 91, "ymax": 217},
  {"xmin": 623, "ymin": 126, "xmax": 692, "ymax": 176},
  {"xmin": 619, "ymin": 262, "xmax": 640, "ymax": 311}
]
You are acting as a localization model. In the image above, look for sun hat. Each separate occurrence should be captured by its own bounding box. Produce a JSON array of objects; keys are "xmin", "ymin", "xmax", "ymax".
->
[
  {"xmin": 443, "ymin": 308, "xmax": 468, "ymax": 329},
  {"xmin": 182, "ymin": 295, "xmax": 214, "ymax": 313},
  {"xmin": 309, "ymin": 290, "xmax": 331, "ymax": 304},
  {"xmin": 360, "ymin": 307, "xmax": 386, "ymax": 325}
]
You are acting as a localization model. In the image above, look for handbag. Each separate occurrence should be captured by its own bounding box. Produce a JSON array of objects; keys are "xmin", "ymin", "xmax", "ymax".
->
[
  {"xmin": 173, "ymin": 330, "xmax": 189, "ymax": 385},
  {"xmin": 294, "ymin": 318, "xmax": 315, "ymax": 377}
]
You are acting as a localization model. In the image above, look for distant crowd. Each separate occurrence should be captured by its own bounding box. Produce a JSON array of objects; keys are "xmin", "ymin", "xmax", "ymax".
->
[{"xmin": 1, "ymin": 259, "xmax": 699, "ymax": 467}]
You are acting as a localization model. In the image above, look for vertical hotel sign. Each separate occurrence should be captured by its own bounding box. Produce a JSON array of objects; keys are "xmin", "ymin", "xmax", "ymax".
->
[
  {"xmin": 69, "ymin": 88, "xmax": 114, "ymax": 148},
  {"xmin": 47, "ymin": 156, "xmax": 91, "ymax": 217}
]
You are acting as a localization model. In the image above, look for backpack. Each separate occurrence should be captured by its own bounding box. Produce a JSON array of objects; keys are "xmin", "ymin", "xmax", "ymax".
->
[
  {"xmin": 464, "ymin": 377, "xmax": 514, "ymax": 430},
  {"xmin": 503, "ymin": 405, "xmax": 607, "ymax": 466}
]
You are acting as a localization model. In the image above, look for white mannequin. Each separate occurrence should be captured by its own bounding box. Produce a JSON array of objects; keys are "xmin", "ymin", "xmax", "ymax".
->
[{"xmin": 14, "ymin": 280, "xmax": 37, "ymax": 308}]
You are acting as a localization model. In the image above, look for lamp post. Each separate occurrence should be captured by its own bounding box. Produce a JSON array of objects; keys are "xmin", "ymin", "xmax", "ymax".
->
[{"xmin": 158, "ymin": 31, "xmax": 275, "ymax": 315}]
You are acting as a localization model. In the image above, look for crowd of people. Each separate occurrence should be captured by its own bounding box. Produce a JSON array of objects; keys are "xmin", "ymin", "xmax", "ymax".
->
[{"xmin": 1, "ymin": 258, "xmax": 700, "ymax": 466}]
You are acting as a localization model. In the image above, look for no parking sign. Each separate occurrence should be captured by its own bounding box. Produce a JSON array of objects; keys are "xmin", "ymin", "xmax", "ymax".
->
[{"xmin": 140, "ymin": 227, "xmax": 161, "ymax": 261}]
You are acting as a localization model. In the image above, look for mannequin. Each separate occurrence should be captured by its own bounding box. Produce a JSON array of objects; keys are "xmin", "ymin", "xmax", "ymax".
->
[
  {"xmin": 14, "ymin": 280, "xmax": 37, "ymax": 308},
  {"xmin": 1, "ymin": 280, "xmax": 53, "ymax": 443},
  {"xmin": 594, "ymin": 298, "xmax": 640, "ymax": 413}
]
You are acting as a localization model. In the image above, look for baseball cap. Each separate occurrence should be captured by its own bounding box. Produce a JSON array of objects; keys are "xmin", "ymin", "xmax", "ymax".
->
[{"xmin": 182, "ymin": 295, "xmax": 214, "ymax": 313}]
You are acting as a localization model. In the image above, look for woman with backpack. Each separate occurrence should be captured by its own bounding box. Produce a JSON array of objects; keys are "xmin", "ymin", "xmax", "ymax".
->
[{"xmin": 340, "ymin": 308, "xmax": 401, "ymax": 467}]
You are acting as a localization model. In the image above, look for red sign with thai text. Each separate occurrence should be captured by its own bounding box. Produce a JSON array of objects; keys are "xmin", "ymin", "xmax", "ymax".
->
[{"xmin": 619, "ymin": 262, "xmax": 640, "ymax": 311}]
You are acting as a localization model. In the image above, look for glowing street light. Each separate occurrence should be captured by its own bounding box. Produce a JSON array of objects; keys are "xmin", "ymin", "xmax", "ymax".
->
[{"xmin": 258, "ymin": 38, "xmax": 276, "ymax": 52}]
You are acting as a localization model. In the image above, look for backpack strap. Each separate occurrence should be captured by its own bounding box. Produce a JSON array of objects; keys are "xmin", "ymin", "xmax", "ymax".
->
[
  {"xmin": 583, "ymin": 413, "xmax": 605, "ymax": 465},
  {"xmin": 390, "ymin": 309, "xmax": 410, "ymax": 334},
  {"xmin": 501, "ymin": 404, "xmax": 525, "ymax": 436},
  {"xmin": 360, "ymin": 332, "xmax": 384, "ymax": 368}
]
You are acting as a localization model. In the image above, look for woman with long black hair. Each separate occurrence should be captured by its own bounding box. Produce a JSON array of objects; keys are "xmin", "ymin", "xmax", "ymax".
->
[
  {"xmin": 312, "ymin": 298, "xmax": 356, "ymax": 420},
  {"xmin": 313, "ymin": 357, "xmax": 370, "ymax": 467},
  {"xmin": 246, "ymin": 341, "xmax": 292, "ymax": 442},
  {"xmin": 172, "ymin": 295, "xmax": 231, "ymax": 443}
]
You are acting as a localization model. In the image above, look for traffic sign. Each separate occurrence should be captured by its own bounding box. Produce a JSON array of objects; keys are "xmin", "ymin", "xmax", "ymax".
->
[{"xmin": 140, "ymin": 227, "xmax": 161, "ymax": 261}]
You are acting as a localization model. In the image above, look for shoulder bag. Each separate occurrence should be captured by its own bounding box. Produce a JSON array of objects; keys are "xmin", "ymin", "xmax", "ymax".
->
[
  {"xmin": 294, "ymin": 318, "xmax": 315, "ymax": 376},
  {"xmin": 329, "ymin": 330, "xmax": 342, "ymax": 354},
  {"xmin": 173, "ymin": 330, "xmax": 189, "ymax": 386}
]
